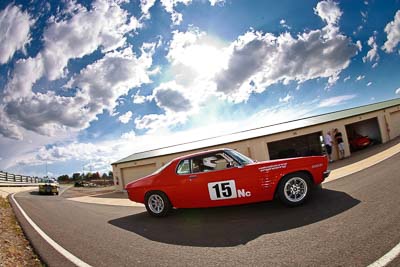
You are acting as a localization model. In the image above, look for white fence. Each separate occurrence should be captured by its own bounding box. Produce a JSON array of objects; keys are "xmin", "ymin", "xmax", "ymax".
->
[{"xmin": 0, "ymin": 171, "xmax": 44, "ymax": 184}]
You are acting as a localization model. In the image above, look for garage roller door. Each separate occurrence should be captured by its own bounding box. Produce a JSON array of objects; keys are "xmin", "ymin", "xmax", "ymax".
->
[
  {"xmin": 122, "ymin": 163, "xmax": 156, "ymax": 185},
  {"xmin": 268, "ymin": 132, "xmax": 323, "ymax": 160},
  {"xmin": 391, "ymin": 111, "xmax": 400, "ymax": 138}
]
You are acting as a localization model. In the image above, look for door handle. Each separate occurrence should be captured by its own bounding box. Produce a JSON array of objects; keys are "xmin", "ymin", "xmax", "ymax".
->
[{"xmin": 189, "ymin": 175, "xmax": 197, "ymax": 179}]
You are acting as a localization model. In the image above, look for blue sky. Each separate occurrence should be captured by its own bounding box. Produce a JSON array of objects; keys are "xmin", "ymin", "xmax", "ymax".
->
[{"xmin": 0, "ymin": 0, "xmax": 399, "ymax": 177}]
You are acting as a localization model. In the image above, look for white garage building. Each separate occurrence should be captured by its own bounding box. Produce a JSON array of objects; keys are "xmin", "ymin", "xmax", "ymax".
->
[{"xmin": 112, "ymin": 98, "xmax": 400, "ymax": 190}]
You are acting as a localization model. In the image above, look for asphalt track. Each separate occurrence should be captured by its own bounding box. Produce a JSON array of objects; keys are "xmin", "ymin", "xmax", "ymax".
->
[{"xmin": 10, "ymin": 153, "xmax": 400, "ymax": 267}]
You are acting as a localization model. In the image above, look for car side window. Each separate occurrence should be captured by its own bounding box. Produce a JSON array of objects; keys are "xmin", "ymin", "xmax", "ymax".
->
[
  {"xmin": 177, "ymin": 159, "xmax": 191, "ymax": 175},
  {"xmin": 191, "ymin": 152, "xmax": 236, "ymax": 173}
]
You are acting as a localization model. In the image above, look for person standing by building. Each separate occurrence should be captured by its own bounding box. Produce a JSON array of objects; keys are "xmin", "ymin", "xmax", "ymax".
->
[
  {"xmin": 324, "ymin": 131, "xmax": 333, "ymax": 163},
  {"xmin": 334, "ymin": 128, "xmax": 345, "ymax": 159}
]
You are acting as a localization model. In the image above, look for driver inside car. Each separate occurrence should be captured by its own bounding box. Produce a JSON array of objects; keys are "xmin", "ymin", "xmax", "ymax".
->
[{"xmin": 202, "ymin": 156, "xmax": 218, "ymax": 172}]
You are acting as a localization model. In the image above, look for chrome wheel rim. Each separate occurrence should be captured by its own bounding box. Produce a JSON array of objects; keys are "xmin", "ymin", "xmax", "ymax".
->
[
  {"xmin": 148, "ymin": 194, "xmax": 164, "ymax": 214},
  {"xmin": 284, "ymin": 177, "xmax": 308, "ymax": 202}
]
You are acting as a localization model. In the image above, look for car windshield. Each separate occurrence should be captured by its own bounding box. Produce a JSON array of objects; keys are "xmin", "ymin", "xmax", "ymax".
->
[
  {"xmin": 151, "ymin": 161, "xmax": 172, "ymax": 175},
  {"xmin": 226, "ymin": 150, "xmax": 254, "ymax": 165}
]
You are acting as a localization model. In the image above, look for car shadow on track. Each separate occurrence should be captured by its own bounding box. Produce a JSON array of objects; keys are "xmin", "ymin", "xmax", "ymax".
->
[
  {"xmin": 29, "ymin": 191, "xmax": 59, "ymax": 197},
  {"xmin": 108, "ymin": 189, "xmax": 359, "ymax": 247}
]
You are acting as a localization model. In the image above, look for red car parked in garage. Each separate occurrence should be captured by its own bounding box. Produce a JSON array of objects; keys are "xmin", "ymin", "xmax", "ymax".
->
[
  {"xmin": 126, "ymin": 148, "xmax": 330, "ymax": 217},
  {"xmin": 349, "ymin": 134, "xmax": 372, "ymax": 150}
]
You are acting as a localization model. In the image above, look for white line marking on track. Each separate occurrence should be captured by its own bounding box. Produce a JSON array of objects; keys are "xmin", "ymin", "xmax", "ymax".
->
[
  {"xmin": 11, "ymin": 193, "xmax": 92, "ymax": 267},
  {"xmin": 58, "ymin": 185, "xmax": 73, "ymax": 197},
  {"xmin": 367, "ymin": 242, "xmax": 400, "ymax": 267}
]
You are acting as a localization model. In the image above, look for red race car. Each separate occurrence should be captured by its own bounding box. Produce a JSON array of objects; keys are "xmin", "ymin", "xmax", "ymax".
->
[{"xmin": 126, "ymin": 148, "xmax": 330, "ymax": 217}]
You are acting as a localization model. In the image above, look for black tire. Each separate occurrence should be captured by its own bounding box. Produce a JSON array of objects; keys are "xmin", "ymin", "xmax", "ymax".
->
[
  {"xmin": 278, "ymin": 172, "xmax": 312, "ymax": 206},
  {"xmin": 144, "ymin": 191, "xmax": 172, "ymax": 217}
]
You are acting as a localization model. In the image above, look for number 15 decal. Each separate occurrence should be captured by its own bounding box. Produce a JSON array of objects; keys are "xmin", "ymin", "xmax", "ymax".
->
[{"xmin": 208, "ymin": 180, "xmax": 237, "ymax": 200}]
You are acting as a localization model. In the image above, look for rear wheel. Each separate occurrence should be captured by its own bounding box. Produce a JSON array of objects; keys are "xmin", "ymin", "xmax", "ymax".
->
[
  {"xmin": 145, "ymin": 191, "xmax": 171, "ymax": 217},
  {"xmin": 278, "ymin": 173, "xmax": 311, "ymax": 206}
]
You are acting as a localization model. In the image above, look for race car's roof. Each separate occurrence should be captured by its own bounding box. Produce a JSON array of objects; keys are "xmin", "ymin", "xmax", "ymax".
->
[{"xmin": 113, "ymin": 98, "xmax": 400, "ymax": 165}]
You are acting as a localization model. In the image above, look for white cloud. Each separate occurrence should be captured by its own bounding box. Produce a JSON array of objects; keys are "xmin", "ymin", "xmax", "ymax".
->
[
  {"xmin": 140, "ymin": 0, "xmax": 157, "ymax": 17},
  {"xmin": 152, "ymin": 82, "xmax": 192, "ymax": 112},
  {"xmin": 313, "ymin": 0, "xmax": 342, "ymax": 25},
  {"xmin": 353, "ymin": 25, "xmax": 363, "ymax": 35},
  {"xmin": 209, "ymin": 0, "xmax": 225, "ymax": 6},
  {"xmin": 0, "ymin": 128, "xmax": 76, "ymax": 172},
  {"xmin": 280, "ymin": 19, "xmax": 291, "ymax": 29},
  {"xmin": 1, "ymin": 44, "xmax": 155, "ymax": 139},
  {"xmin": 318, "ymin": 95, "xmax": 357, "ymax": 107},
  {"xmin": 0, "ymin": 0, "xmax": 146, "ymax": 140},
  {"xmin": 0, "ymin": 4, "xmax": 34, "ymax": 64},
  {"xmin": 356, "ymin": 75, "xmax": 365, "ymax": 81},
  {"xmin": 159, "ymin": 0, "xmax": 224, "ymax": 25},
  {"xmin": 132, "ymin": 90, "xmax": 151, "ymax": 104},
  {"xmin": 366, "ymin": 82, "xmax": 372, "ymax": 86},
  {"xmin": 0, "ymin": 107, "xmax": 23, "ymax": 140},
  {"xmin": 215, "ymin": 25, "xmax": 359, "ymax": 101},
  {"xmin": 16, "ymin": 140, "xmax": 115, "ymax": 174},
  {"xmin": 135, "ymin": 112, "xmax": 188, "ymax": 132},
  {"xmin": 41, "ymin": 0, "xmax": 140, "ymax": 81},
  {"xmin": 35, "ymin": 142, "xmax": 109, "ymax": 162},
  {"xmin": 343, "ymin": 76, "xmax": 351, "ymax": 82},
  {"xmin": 4, "ymin": 0, "xmax": 140, "ymax": 103},
  {"xmin": 279, "ymin": 93, "xmax": 293, "ymax": 103},
  {"xmin": 382, "ymin": 10, "xmax": 400, "ymax": 53},
  {"xmin": 372, "ymin": 62, "xmax": 378, "ymax": 68},
  {"xmin": 136, "ymin": 1, "xmax": 359, "ymax": 132},
  {"xmin": 356, "ymin": 40, "xmax": 362, "ymax": 51},
  {"xmin": 4, "ymin": 91, "xmax": 88, "ymax": 136},
  {"xmin": 396, "ymin": 88, "xmax": 400, "ymax": 94},
  {"xmin": 4, "ymin": 56, "xmax": 44, "ymax": 101},
  {"xmin": 160, "ymin": 0, "xmax": 192, "ymax": 25},
  {"xmin": 121, "ymin": 130, "xmax": 136, "ymax": 140},
  {"xmin": 118, "ymin": 111, "xmax": 133, "ymax": 124},
  {"xmin": 363, "ymin": 34, "xmax": 379, "ymax": 63},
  {"xmin": 69, "ymin": 45, "xmax": 154, "ymax": 115}
]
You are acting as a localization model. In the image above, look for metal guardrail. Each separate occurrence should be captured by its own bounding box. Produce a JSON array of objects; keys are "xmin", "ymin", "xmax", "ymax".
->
[{"xmin": 0, "ymin": 171, "xmax": 44, "ymax": 184}]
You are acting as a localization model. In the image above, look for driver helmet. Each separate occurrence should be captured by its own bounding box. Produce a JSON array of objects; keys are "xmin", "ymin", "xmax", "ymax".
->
[{"xmin": 203, "ymin": 156, "xmax": 217, "ymax": 169}]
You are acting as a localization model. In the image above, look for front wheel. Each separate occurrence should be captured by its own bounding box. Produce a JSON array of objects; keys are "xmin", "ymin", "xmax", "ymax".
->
[
  {"xmin": 278, "ymin": 173, "xmax": 311, "ymax": 206},
  {"xmin": 144, "ymin": 191, "xmax": 171, "ymax": 217}
]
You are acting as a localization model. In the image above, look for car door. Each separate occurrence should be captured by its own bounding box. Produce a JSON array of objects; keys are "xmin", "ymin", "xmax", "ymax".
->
[
  {"xmin": 173, "ymin": 152, "xmax": 261, "ymax": 208},
  {"xmin": 173, "ymin": 156, "xmax": 220, "ymax": 208}
]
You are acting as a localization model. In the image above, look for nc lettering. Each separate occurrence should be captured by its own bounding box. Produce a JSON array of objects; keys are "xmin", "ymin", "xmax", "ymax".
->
[{"xmin": 237, "ymin": 189, "xmax": 251, "ymax": 198}]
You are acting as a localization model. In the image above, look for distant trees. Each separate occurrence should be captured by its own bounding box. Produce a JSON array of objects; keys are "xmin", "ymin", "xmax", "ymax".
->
[
  {"xmin": 57, "ymin": 171, "xmax": 113, "ymax": 183},
  {"xmin": 72, "ymin": 173, "xmax": 81, "ymax": 181},
  {"xmin": 91, "ymin": 172, "xmax": 100, "ymax": 180},
  {"xmin": 57, "ymin": 174, "xmax": 70, "ymax": 182}
]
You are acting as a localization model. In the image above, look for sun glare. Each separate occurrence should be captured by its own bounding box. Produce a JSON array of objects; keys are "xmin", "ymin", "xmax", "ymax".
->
[
  {"xmin": 179, "ymin": 42, "xmax": 228, "ymax": 78},
  {"xmin": 188, "ymin": 45, "xmax": 223, "ymax": 75}
]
